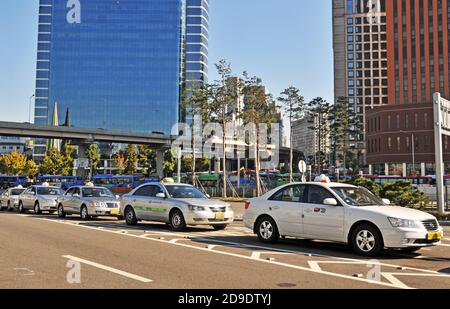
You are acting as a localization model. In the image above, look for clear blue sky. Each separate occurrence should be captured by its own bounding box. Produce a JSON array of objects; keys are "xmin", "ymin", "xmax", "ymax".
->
[{"xmin": 0, "ymin": 0, "xmax": 333, "ymax": 123}]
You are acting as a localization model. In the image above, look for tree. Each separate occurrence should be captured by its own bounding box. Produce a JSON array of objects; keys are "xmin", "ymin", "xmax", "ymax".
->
[
  {"xmin": 113, "ymin": 152, "xmax": 126, "ymax": 175},
  {"xmin": 137, "ymin": 145, "xmax": 151, "ymax": 174},
  {"xmin": 208, "ymin": 60, "xmax": 236, "ymax": 197},
  {"xmin": 278, "ymin": 86, "xmax": 305, "ymax": 183},
  {"xmin": 163, "ymin": 150, "xmax": 176, "ymax": 177},
  {"xmin": 331, "ymin": 97, "xmax": 363, "ymax": 178},
  {"xmin": 85, "ymin": 144, "xmax": 101, "ymax": 177},
  {"xmin": 241, "ymin": 73, "xmax": 277, "ymax": 196},
  {"xmin": 307, "ymin": 97, "xmax": 332, "ymax": 175},
  {"xmin": 346, "ymin": 176, "xmax": 382, "ymax": 197},
  {"xmin": 380, "ymin": 181, "xmax": 428, "ymax": 208},
  {"xmin": 25, "ymin": 160, "xmax": 39, "ymax": 178},
  {"xmin": 180, "ymin": 84, "xmax": 211, "ymax": 184},
  {"xmin": 1, "ymin": 150, "xmax": 28, "ymax": 176},
  {"xmin": 125, "ymin": 144, "xmax": 138, "ymax": 174},
  {"xmin": 0, "ymin": 156, "xmax": 6, "ymax": 174},
  {"xmin": 39, "ymin": 148, "xmax": 66, "ymax": 175}
]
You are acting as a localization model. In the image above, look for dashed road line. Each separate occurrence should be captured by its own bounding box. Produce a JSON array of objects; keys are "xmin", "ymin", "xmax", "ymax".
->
[{"xmin": 63, "ymin": 255, "xmax": 152, "ymax": 283}]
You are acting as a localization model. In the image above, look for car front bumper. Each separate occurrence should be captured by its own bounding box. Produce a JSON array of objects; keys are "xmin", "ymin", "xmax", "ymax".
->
[
  {"xmin": 184, "ymin": 210, "xmax": 235, "ymax": 226},
  {"xmin": 87, "ymin": 207, "xmax": 121, "ymax": 217},
  {"xmin": 383, "ymin": 227, "xmax": 444, "ymax": 248},
  {"xmin": 40, "ymin": 202, "xmax": 58, "ymax": 211}
]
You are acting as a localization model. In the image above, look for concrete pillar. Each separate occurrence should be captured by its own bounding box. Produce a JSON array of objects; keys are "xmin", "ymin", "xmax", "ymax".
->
[
  {"xmin": 384, "ymin": 163, "xmax": 389, "ymax": 176},
  {"xmin": 156, "ymin": 149, "xmax": 164, "ymax": 179},
  {"xmin": 76, "ymin": 143, "xmax": 88, "ymax": 179},
  {"xmin": 402, "ymin": 163, "xmax": 407, "ymax": 177},
  {"xmin": 368, "ymin": 164, "xmax": 373, "ymax": 176},
  {"xmin": 421, "ymin": 163, "xmax": 426, "ymax": 177}
]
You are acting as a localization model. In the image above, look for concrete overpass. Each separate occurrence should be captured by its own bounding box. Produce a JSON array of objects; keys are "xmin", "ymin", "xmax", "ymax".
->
[{"xmin": 0, "ymin": 121, "xmax": 173, "ymax": 147}]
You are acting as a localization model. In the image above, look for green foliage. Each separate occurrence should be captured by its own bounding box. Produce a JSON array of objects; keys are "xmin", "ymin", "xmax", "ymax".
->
[
  {"xmin": 25, "ymin": 160, "xmax": 39, "ymax": 178},
  {"xmin": 137, "ymin": 145, "xmax": 151, "ymax": 172},
  {"xmin": 0, "ymin": 151, "xmax": 37, "ymax": 176},
  {"xmin": 125, "ymin": 144, "xmax": 138, "ymax": 174},
  {"xmin": 113, "ymin": 152, "xmax": 125, "ymax": 175},
  {"xmin": 39, "ymin": 148, "xmax": 74, "ymax": 176},
  {"xmin": 347, "ymin": 177, "xmax": 428, "ymax": 207},
  {"xmin": 85, "ymin": 144, "xmax": 101, "ymax": 174},
  {"xmin": 380, "ymin": 181, "xmax": 428, "ymax": 208},
  {"xmin": 163, "ymin": 150, "xmax": 176, "ymax": 176}
]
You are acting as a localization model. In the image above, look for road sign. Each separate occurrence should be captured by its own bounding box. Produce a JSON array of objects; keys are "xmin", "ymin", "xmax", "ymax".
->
[{"xmin": 298, "ymin": 160, "xmax": 307, "ymax": 173}]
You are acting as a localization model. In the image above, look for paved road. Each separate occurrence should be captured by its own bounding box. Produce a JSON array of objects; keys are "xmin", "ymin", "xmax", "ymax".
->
[{"xmin": 0, "ymin": 211, "xmax": 449, "ymax": 289}]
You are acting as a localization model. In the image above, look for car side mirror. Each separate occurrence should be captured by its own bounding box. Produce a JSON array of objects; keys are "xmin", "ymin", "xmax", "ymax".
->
[
  {"xmin": 156, "ymin": 193, "xmax": 166, "ymax": 199},
  {"xmin": 205, "ymin": 194, "xmax": 211, "ymax": 199},
  {"xmin": 382, "ymin": 198, "xmax": 391, "ymax": 205},
  {"xmin": 323, "ymin": 198, "xmax": 338, "ymax": 206},
  {"xmin": 115, "ymin": 195, "xmax": 120, "ymax": 199}
]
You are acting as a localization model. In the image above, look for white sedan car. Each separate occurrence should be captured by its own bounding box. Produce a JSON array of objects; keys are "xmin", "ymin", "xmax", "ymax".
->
[
  {"xmin": 120, "ymin": 183, "xmax": 234, "ymax": 231},
  {"xmin": 243, "ymin": 182, "xmax": 443, "ymax": 256},
  {"xmin": 1, "ymin": 187, "xmax": 26, "ymax": 211}
]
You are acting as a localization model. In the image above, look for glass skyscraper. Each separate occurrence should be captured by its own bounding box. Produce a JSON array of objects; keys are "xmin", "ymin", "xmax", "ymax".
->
[{"xmin": 34, "ymin": 0, "xmax": 209, "ymax": 159}]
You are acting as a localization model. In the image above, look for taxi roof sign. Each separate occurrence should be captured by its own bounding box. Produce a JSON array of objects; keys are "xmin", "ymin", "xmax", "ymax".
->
[{"xmin": 314, "ymin": 174, "xmax": 331, "ymax": 183}]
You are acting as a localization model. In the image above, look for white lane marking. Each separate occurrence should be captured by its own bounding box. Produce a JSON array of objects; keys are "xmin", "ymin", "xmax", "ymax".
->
[
  {"xmin": 308, "ymin": 261, "xmax": 322, "ymax": 272},
  {"xmin": 437, "ymin": 243, "xmax": 450, "ymax": 247},
  {"xmin": 32, "ymin": 218, "xmax": 404, "ymax": 288},
  {"xmin": 62, "ymin": 255, "xmax": 152, "ymax": 283},
  {"xmin": 382, "ymin": 273, "xmax": 411, "ymax": 289}
]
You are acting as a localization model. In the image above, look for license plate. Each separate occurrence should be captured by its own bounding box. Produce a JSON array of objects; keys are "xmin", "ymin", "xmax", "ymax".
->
[
  {"xmin": 215, "ymin": 213, "xmax": 225, "ymax": 220},
  {"xmin": 110, "ymin": 209, "xmax": 119, "ymax": 215},
  {"xmin": 427, "ymin": 232, "xmax": 443, "ymax": 240}
]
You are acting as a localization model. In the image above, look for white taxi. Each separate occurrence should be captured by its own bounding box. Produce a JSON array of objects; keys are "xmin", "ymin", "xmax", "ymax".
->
[{"xmin": 243, "ymin": 178, "xmax": 443, "ymax": 256}]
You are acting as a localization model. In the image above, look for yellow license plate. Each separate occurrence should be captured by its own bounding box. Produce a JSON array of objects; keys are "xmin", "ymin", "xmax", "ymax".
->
[
  {"xmin": 110, "ymin": 209, "xmax": 119, "ymax": 215},
  {"xmin": 215, "ymin": 213, "xmax": 225, "ymax": 220},
  {"xmin": 427, "ymin": 232, "xmax": 443, "ymax": 240}
]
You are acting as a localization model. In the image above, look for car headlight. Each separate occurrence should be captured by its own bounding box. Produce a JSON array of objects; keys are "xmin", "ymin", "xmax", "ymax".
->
[
  {"xmin": 88, "ymin": 201, "xmax": 106, "ymax": 207},
  {"xmin": 388, "ymin": 217, "xmax": 422, "ymax": 229},
  {"xmin": 188, "ymin": 205, "xmax": 205, "ymax": 211}
]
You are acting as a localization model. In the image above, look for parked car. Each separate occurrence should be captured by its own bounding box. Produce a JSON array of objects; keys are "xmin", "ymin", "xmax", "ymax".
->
[
  {"xmin": 57, "ymin": 185, "xmax": 121, "ymax": 220},
  {"xmin": 18, "ymin": 184, "xmax": 64, "ymax": 214},
  {"xmin": 120, "ymin": 183, "xmax": 234, "ymax": 231},
  {"xmin": 243, "ymin": 179, "xmax": 443, "ymax": 256},
  {"xmin": 0, "ymin": 186, "xmax": 26, "ymax": 211}
]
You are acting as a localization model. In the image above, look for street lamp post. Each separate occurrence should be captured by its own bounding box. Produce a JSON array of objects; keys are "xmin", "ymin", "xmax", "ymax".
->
[{"xmin": 28, "ymin": 94, "xmax": 35, "ymax": 123}]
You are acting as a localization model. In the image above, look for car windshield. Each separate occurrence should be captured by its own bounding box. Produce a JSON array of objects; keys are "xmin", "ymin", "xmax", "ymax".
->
[
  {"xmin": 82, "ymin": 188, "xmax": 114, "ymax": 198},
  {"xmin": 37, "ymin": 187, "xmax": 63, "ymax": 195},
  {"xmin": 331, "ymin": 187, "xmax": 384, "ymax": 206},
  {"xmin": 165, "ymin": 186, "xmax": 206, "ymax": 199},
  {"xmin": 10, "ymin": 189, "xmax": 25, "ymax": 195}
]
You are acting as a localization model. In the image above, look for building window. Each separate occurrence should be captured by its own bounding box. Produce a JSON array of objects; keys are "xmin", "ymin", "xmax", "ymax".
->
[
  {"xmin": 405, "ymin": 114, "xmax": 409, "ymax": 129},
  {"xmin": 388, "ymin": 137, "xmax": 392, "ymax": 151},
  {"xmin": 396, "ymin": 114, "xmax": 400, "ymax": 129},
  {"xmin": 424, "ymin": 113, "xmax": 429, "ymax": 129},
  {"xmin": 397, "ymin": 137, "xmax": 401, "ymax": 152},
  {"xmin": 406, "ymin": 136, "xmax": 410, "ymax": 149},
  {"xmin": 415, "ymin": 113, "xmax": 419, "ymax": 129},
  {"xmin": 388, "ymin": 115, "xmax": 392, "ymax": 129}
]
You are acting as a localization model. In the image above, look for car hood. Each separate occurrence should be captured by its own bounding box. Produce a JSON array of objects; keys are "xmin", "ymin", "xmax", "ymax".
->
[
  {"xmin": 172, "ymin": 198, "xmax": 230, "ymax": 208},
  {"xmin": 357, "ymin": 206, "xmax": 436, "ymax": 221},
  {"xmin": 82, "ymin": 197, "xmax": 118, "ymax": 203}
]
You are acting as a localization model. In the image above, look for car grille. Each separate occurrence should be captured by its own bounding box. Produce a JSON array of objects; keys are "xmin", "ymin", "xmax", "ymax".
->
[
  {"xmin": 106, "ymin": 203, "xmax": 118, "ymax": 209},
  {"xmin": 422, "ymin": 219, "xmax": 438, "ymax": 231},
  {"xmin": 210, "ymin": 207, "xmax": 226, "ymax": 213}
]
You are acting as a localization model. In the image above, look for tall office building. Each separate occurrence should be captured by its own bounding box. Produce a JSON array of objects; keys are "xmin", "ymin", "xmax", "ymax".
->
[
  {"xmin": 333, "ymin": 0, "xmax": 450, "ymax": 175},
  {"xmin": 34, "ymin": 0, "xmax": 209, "ymax": 160}
]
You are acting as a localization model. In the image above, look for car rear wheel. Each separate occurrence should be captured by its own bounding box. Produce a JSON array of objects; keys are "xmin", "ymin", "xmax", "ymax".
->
[
  {"xmin": 212, "ymin": 224, "xmax": 228, "ymax": 231},
  {"xmin": 125, "ymin": 207, "xmax": 138, "ymax": 226},
  {"xmin": 57, "ymin": 204, "xmax": 66, "ymax": 218},
  {"xmin": 18, "ymin": 202, "xmax": 25, "ymax": 214},
  {"xmin": 351, "ymin": 224, "xmax": 383, "ymax": 256},
  {"xmin": 34, "ymin": 202, "xmax": 41, "ymax": 215},
  {"xmin": 80, "ymin": 206, "xmax": 90, "ymax": 220},
  {"xmin": 256, "ymin": 217, "xmax": 279, "ymax": 243},
  {"xmin": 170, "ymin": 209, "xmax": 186, "ymax": 231}
]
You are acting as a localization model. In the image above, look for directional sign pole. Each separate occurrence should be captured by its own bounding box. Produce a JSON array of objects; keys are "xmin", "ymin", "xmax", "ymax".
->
[{"xmin": 433, "ymin": 93, "xmax": 445, "ymax": 214}]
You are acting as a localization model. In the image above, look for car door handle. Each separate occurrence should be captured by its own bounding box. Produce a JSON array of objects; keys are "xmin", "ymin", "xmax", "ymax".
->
[{"xmin": 272, "ymin": 206, "xmax": 280, "ymax": 210}]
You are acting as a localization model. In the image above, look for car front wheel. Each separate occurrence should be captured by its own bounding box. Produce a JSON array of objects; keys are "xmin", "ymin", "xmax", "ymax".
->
[
  {"xmin": 256, "ymin": 217, "xmax": 280, "ymax": 243},
  {"xmin": 80, "ymin": 206, "xmax": 90, "ymax": 220},
  {"xmin": 34, "ymin": 202, "xmax": 41, "ymax": 215},
  {"xmin": 351, "ymin": 224, "xmax": 383, "ymax": 256},
  {"xmin": 18, "ymin": 202, "xmax": 25, "ymax": 214},
  {"xmin": 125, "ymin": 207, "xmax": 138, "ymax": 226},
  {"xmin": 57, "ymin": 204, "xmax": 66, "ymax": 218},
  {"xmin": 170, "ymin": 209, "xmax": 186, "ymax": 231}
]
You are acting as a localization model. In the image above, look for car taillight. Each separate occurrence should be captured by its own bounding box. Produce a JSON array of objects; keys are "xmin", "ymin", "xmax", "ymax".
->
[{"xmin": 244, "ymin": 201, "xmax": 250, "ymax": 210}]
